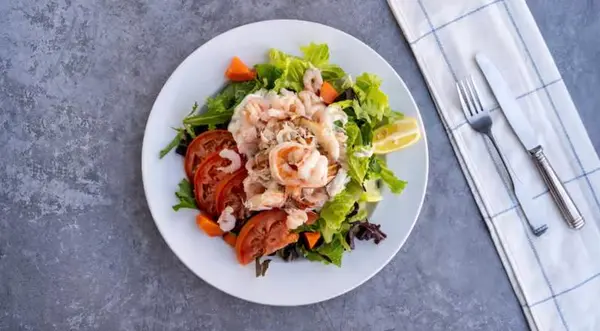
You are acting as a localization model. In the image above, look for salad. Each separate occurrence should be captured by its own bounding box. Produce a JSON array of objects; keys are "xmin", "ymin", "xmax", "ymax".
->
[{"xmin": 159, "ymin": 43, "xmax": 420, "ymax": 276}]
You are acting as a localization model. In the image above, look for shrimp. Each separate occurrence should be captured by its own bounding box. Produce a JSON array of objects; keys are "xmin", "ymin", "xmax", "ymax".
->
[
  {"xmin": 296, "ymin": 118, "xmax": 340, "ymax": 161},
  {"xmin": 234, "ymin": 125, "xmax": 258, "ymax": 156},
  {"xmin": 229, "ymin": 96, "xmax": 269, "ymax": 157},
  {"xmin": 313, "ymin": 105, "xmax": 348, "ymax": 129},
  {"xmin": 287, "ymin": 186, "xmax": 329, "ymax": 210},
  {"xmin": 245, "ymin": 150, "xmax": 271, "ymax": 185},
  {"xmin": 217, "ymin": 206, "xmax": 236, "ymax": 232},
  {"xmin": 284, "ymin": 208, "xmax": 308, "ymax": 230},
  {"xmin": 269, "ymin": 142, "xmax": 329, "ymax": 187},
  {"xmin": 266, "ymin": 90, "xmax": 306, "ymax": 119},
  {"xmin": 303, "ymin": 68, "xmax": 323, "ymax": 93},
  {"xmin": 298, "ymin": 90, "xmax": 325, "ymax": 117},
  {"xmin": 244, "ymin": 182, "xmax": 287, "ymax": 211},
  {"xmin": 276, "ymin": 122, "xmax": 299, "ymax": 144},
  {"xmin": 326, "ymin": 168, "xmax": 349, "ymax": 197},
  {"xmin": 217, "ymin": 149, "xmax": 242, "ymax": 173}
]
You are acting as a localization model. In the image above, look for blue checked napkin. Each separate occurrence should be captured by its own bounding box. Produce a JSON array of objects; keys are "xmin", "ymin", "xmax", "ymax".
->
[{"xmin": 387, "ymin": 0, "xmax": 600, "ymax": 330}]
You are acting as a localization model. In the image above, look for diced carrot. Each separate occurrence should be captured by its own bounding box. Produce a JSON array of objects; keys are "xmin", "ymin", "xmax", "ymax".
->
[
  {"xmin": 302, "ymin": 232, "xmax": 321, "ymax": 249},
  {"xmin": 196, "ymin": 213, "xmax": 224, "ymax": 237},
  {"xmin": 225, "ymin": 56, "xmax": 257, "ymax": 82},
  {"xmin": 320, "ymin": 81, "xmax": 339, "ymax": 104},
  {"xmin": 223, "ymin": 232, "xmax": 237, "ymax": 247}
]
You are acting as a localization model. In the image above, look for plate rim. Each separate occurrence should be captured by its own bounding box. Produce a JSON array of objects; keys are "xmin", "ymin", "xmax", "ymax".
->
[{"xmin": 141, "ymin": 19, "xmax": 429, "ymax": 306}]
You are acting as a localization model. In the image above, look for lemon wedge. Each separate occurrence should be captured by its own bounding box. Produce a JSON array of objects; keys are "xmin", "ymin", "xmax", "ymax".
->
[{"xmin": 373, "ymin": 117, "xmax": 421, "ymax": 154}]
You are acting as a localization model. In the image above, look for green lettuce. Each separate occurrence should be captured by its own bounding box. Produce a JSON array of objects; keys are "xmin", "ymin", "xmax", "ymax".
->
[
  {"xmin": 300, "ymin": 43, "xmax": 329, "ymax": 67},
  {"xmin": 353, "ymin": 73, "xmax": 392, "ymax": 123},
  {"xmin": 319, "ymin": 180, "xmax": 363, "ymax": 243},
  {"xmin": 172, "ymin": 179, "xmax": 197, "ymax": 211},
  {"xmin": 367, "ymin": 157, "xmax": 407, "ymax": 194},
  {"xmin": 255, "ymin": 63, "xmax": 283, "ymax": 90},
  {"xmin": 269, "ymin": 49, "xmax": 309, "ymax": 92},
  {"xmin": 183, "ymin": 80, "xmax": 261, "ymax": 126},
  {"xmin": 269, "ymin": 43, "xmax": 346, "ymax": 92},
  {"xmin": 302, "ymin": 232, "xmax": 348, "ymax": 267},
  {"xmin": 344, "ymin": 122, "xmax": 370, "ymax": 183},
  {"xmin": 159, "ymin": 128, "xmax": 184, "ymax": 158}
]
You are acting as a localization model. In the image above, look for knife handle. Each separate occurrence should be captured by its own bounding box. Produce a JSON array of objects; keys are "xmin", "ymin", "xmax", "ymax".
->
[{"xmin": 530, "ymin": 146, "xmax": 585, "ymax": 229}]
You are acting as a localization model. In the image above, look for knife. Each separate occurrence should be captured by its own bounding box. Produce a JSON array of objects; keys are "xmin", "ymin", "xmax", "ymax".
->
[{"xmin": 476, "ymin": 53, "xmax": 585, "ymax": 230}]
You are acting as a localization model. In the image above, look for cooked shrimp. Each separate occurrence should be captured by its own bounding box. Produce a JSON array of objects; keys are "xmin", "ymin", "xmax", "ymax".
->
[
  {"xmin": 296, "ymin": 118, "xmax": 340, "ymax": 161},
  {"xmin": 217, "ymin": 206, "xmax": 236, "ymax": 232},
  {"xmin": 276, "ymin": 122, "xmax": 299, "ymax": 144},
  {"xmin": 217, "ymin": 149, "xmax": 242, "ymax": 173},
  {"xmin": 245, "ymin": 150, "xmax": 271, "ymax": 185},
  {"xmin": 264, "ymin": 108, "xmax": 289, "ymax": 120},
  {"xmin": 244, "ymin": 182, "xmax": 287, "ymax": 211},
  {"xmin": 229, "ymin": 95, "xmax": 268, "ymax": 157},
  {"xmin": 313, "ymin": 105, "xmax": 348, "ymax": 129},
  {"xmin": 288, "ymin": 186, "xmax": 329, "ymax": 210},
  {"xmin": 298, "ymin": 90, "xmax": 325, "ymax": 117},
  {"xmin": 303, "ymin": 68, "xmax": 323, "ymax": 93},
  {"xmin": 269, "ymin": 142, "xmax": 329, "ymax": 187},
  {"xmin": 298, "ymin": 90, "xmax": 320, "ymax": 107},
  {"xmin": 234, "ymin": 125, "xmax": 258, "ymax": 156},
  {"xmin": 284, "ymin": 208, "xmax": 308, "ymax": 229},
  {"xmin": 326, "ymin": 168, "xmax": 349, "ymax": 197}
]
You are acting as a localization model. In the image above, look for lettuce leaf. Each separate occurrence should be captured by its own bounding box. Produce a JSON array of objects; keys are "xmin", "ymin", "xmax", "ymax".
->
[
  {"xmin": 172, "ymin": 178, "xmax": 198, "ymax": 211},
  {"xmin": 159, "ymin": 129, "xmax": 184, "ymax": 158},
  {"xmin": 347, "ymin": 152, "xmax": 369, "ymax": 183},
  {"xmin": 302, "ymin": 233, "xmax": 348, "ymax": 267},
  {"xmin": 300, "ymin": 43, "xmax": 329, "ymax": 67},
  {"xmin": 353, "ymin": 73, "xmax": 391, "ymax": 123},
  {"xmin": 182, "ymin": 81, "xmax": 261, "ymax": 127},
  {"xmin": 319, "ymin": 180, "xmax": 363, "ymax": 243},
  {"xmin": 321, "ymin": 64, "xmax": 346, "ymax": 82},
  {"xmin": 255, "ymin": 63, "xmax": 283, "ymax": 90},
  {"xmin": 367, "ymin": 157, "xmax": 407, "ymax": 194},
  {"xmin": 269, "ymin": 49, "xmax": 309, "ymax": 92},
  {"xmin": 329, "ymin": 99, "xmax": 352, "ymax": 110},
  {"xmin": 270, "ymin": 44, "xmax": 346, "ymax": 92},
  {"xmin": 344, "ymin": 122, "xmax": 370, "ymax": 183}
]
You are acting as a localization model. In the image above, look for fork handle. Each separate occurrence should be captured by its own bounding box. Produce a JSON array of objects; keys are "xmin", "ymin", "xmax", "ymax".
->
[
  {"xmin": 530, "ymin": 146, "xmax": 585, "ymax": 229},
  {"xmin": 487, "ymin": 133, "xmax": 548, "ymax": 236}
]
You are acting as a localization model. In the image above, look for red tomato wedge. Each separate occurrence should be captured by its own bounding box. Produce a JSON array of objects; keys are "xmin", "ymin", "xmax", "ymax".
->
[
  {"xmin": 235, "ymin": 210, "xmax": 299, "ymax": 265},
  {"xmin": 193, "ymin": 151, "xmax": 240, "ymax": 217},
  {"xmin": 184, "ymin": 130, "xmax": 236, "ymax": 180},
  {"xmin": 215, "ymin": 168, "xmax": 248, "ymax": 221},
  {"xmin": 306, "ymin": 211, "xmax": 319, "ymax": 225}
]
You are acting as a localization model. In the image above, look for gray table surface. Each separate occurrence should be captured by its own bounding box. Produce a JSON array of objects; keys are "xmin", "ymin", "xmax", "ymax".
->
[{"xmin": 1, "ymin": 0, "xmax": 599, "ymax": 330}]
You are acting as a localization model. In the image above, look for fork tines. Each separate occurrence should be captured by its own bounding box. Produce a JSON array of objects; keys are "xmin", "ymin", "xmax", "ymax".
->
[{"xmin": 457, "ymin": 76, "xmax": 486, "ymax": 117}]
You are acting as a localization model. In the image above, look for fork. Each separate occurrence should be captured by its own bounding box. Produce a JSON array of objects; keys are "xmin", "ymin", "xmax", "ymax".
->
[{"xmin": 457, "ymin": 76, "xmax": 548, "ymax": 236}]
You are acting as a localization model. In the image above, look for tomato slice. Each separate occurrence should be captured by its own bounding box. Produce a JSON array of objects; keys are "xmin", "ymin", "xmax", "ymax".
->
[
  {"xmin": 306, "ymin": 211, "xmax": 319, "ymax": 225},
  {"xmin": 235, "ymin": 209, "xmax": 299, "ymax": 265},
  {"xmin": 194, "ymin": 151, "xmax": 239, "ymax": 216},
  {"xmin": 184, "ymin": 130, "xmax": 236, "ymax": 180},
  {"xmin": 215, "ymin": 168, "xmax": 249, "ymax": 221}
]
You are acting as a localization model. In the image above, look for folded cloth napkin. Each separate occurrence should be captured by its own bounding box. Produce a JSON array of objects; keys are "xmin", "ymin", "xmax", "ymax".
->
[{"xmin": 387, "ymin": 0, "xmax": 600, "ymax": 330}]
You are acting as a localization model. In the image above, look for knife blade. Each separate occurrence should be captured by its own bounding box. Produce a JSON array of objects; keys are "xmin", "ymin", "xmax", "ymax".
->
[
  {"xmin": 475, "ymin": 54, "xmax": 539, "ymax": 150},
  {"xmin": 475, "ymin": 53, "xmax": 585, "ymax": 230}
]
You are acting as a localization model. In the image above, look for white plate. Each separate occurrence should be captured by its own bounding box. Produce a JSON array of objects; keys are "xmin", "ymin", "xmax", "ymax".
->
[{"xmin": 141, "ymin": 20, "xmax": 428, "ymax": 306}]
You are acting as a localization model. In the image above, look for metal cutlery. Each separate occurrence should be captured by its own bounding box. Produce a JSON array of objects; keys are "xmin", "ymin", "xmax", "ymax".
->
[
  {"xmin": 457, "ymin": 76, "xmax": 548, "ymax": 236},
  {"xmin": 476, "ymin": 53, "xmax": 585, "ymax": 230}
]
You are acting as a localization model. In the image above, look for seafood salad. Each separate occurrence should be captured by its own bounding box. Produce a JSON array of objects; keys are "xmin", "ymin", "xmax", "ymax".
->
[{"xmin": 160, "ymin": 43, "xmax": 421, "ymax": 275}]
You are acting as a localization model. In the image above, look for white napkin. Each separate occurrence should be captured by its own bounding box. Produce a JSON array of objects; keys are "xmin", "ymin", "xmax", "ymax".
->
[{"xmin": 387, "ymin": 0, "xmax": 600, "ymax": 330}]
